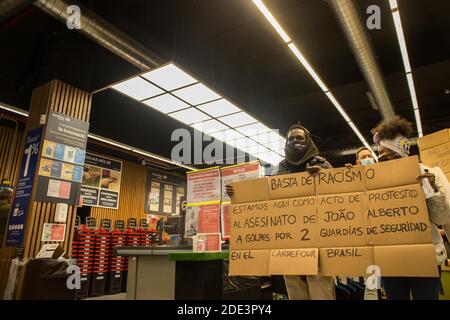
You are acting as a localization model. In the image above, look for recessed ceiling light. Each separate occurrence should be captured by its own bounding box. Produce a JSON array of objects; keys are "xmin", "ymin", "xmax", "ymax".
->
[
  {"xmin": 142, "ymin": 94, "xmax": 189, "ymax": 114},
  {"xmin": 112, "ymin": 77, "xmax": 164, "ymax": 101},
  {"xmin": 196, "ymin": 99, "xmax": 241, "ymax": 117},
  {"xmin": 253, "ymin": 131, "xmax": 284, "ymax": 145},
  {"xmin": 231, "ymin": 137, "xmax": 259, "ymax": 149},
  {"xmin": 172, "ymin": 83, "xmax": 221, "ymax": 106},
  {"xmin": 209, "ymin": 129, "xmax": 245, "ymax": 142},
  {"xmin": 192, "ymin": 119, "xmax": 229, "ymax": 134},
  {"xmin": 218, "ymin": 112, "xmax": 257, "ymax": 128},
  {"xmin": 168, "ymin": 107, "xmax": 211, "ymax": 125},
  {"xmin": 235, "ymin": 122, "xmax": 271, "ymax": 137},
  {"xmin": 141, "ymin": 63, "xmax": 197, "ymax": 91}
]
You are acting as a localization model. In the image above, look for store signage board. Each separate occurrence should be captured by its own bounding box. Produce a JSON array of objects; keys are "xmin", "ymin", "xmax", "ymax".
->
[
  {"xmin": 36, "ymin": 111, "xmax": 89, "ymax": 205},
  {"xmin": 229, "ymin": 156, "xmax": 438, "ymax": 277},
  {"xmin": 6, "ymin": 127, "xmax": 42, "ymax": 247},
  {"xmin": 80, "ymin": 153, "xmax": 122, "ymax": 209}
]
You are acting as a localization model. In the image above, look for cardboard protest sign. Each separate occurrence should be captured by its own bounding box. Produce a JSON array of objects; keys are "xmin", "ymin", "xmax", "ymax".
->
[
  {"xmin": 317, "ymin": 192, "xmax": 366, "ymax": 247},
  {"xmin": 269, "ymin": 249, "xmax": 318, "ymax": 275},
  {"xmin": 365, "ymin": 184, "xmax": 432, "ymax": 246},
  {"xmin": 373, "ymin": 244, "xmax": 438, "ymax": 277},
  {"xmin": 419, "ymin": 142, "xmax": 450, "ymax": 173},
  {"xmin": 228, "ymin": 156, "xmax": 437, "ymax": 277},
  {"xmin": 229, "ymin": 250, "xmax": 270, "ymax": 276},
  {"xmin": 319, "ymin": 247, "xmax": 374, "ymax": 277},
  {"xmin": 268, "ymin": 172, "xmax": 315, "ymax": 199},
  {"xmin": 364, "ymin": 156, "xmax": 420, "ymax": 190},
  {"xmin": 417, "ymin": 128, "xmax": 450, "ymax": 151},
  {"xmin": 230, "ymin": 197, "xmax": 318, "ymax": 250},
  {"xmin": 315, "ymin": 166, "xmax": 366, "ymax": 195},
  {"xmin": 230, "ymin": 177, "xmax": 269, "ymax": 204}
]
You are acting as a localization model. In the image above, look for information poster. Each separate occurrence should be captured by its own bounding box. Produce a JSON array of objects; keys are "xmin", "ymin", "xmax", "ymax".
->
[
  {"xmin": 80, "ymin": 153, "xmax": 122, "ymax": 209},
  {"xmin": 202, "ymin": 233, "xmax": 222, "ymax": 252},
  {"xmin": 164, "ymin": 185, "xmax": 174, "ymax": 213},
  {"xmin": 41, "ymin": 223, "xmax": 66, "ymax": 242},
  {"xmin": 184, "ymin": 206, "xmax": 198, "ymax": 238},
  {"xmin": 220, "ymin": 161, "xmax": 262, "ymax": 202},
  {"xmin": 145, "ymin": 169, "xmax": 186, "ymax": 215},
  {"xmin": 187, "ymin": 168, "xmax": 221, "ymax": 204},
  {"xmin": 184, "ymin": 203, "xmax": 220, "ymax": 238},
  {"xmin": 149, "ymin": 182, "xmax": 161, "ymax": 212},
  {"xmin": 6, "ymin": 127, "xmax": 42, "ymax": 246},
  {"xmin": 176, "ymin": 187, "xmax": 185, "ymax": 214},
  {"xmin": 36, "ymin": 111, "xmax": 89, "ymax": 205},
  {"xmin": 221, "ymin": 203, "xmax": 231, "ymax": 240}
]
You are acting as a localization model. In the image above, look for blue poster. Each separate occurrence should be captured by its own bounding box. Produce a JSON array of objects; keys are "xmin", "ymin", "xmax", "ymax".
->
[
  {"xmin": 53, "ymin": 143, "xmax": 65, "ymax": 161},
  {"xmin": 6, "ymin": 127, "xmax": 42, "ymax": 247},
  {"xmin": 72, "ymin": 165, "xmax": 83, "ymax": 182},
  {"xmin": 74, "ymin": 149, "xmax": 86, "ymax": 165},
  {"xmin": 50, "ymin": 161, "xmax": 63, "ymax": 178}
]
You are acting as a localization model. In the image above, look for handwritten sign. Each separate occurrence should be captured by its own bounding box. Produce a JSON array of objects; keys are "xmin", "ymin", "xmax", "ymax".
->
[
  {"xmin": 317, "ymin": 192, "xmax": 366, "ymax": 247},
  {"xmin": 230, "ymin": 197, "xmax": 317, "ymax": 250},
  {"xmin": 366, "ymin": 184, "xmax": 432, "ymax": 245},
  {"xmin": 229, "ymin": 156, "xmax": 438, "ymax": 277},
  {"xmin": 268, "ymin": 171, "xmax": 315, "ymax": 199}
]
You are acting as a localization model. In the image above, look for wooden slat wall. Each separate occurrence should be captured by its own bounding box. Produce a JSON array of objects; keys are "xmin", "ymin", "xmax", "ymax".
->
[
  {"xmin": 90, "ymin": 160, "xmax": 147, "ymax": 226},
  {"xmin": 0, "ymin": 125, "xmax": 24, "ymax": 185},
  {"xmin": 21, "ymin": 80, "xmax": 92, "ymax": 259}
]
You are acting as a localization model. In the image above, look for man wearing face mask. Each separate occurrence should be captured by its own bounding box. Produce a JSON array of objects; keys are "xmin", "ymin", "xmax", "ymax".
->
[
  {"xmin": 355, "ymin": 147, "xmax": 376, "ymax": 166},
  {"xmin": 226, "ymin": 123, "xmax": 335, "ymax": 300},
  {"xmin": 276, "ymin": 123, "xmax": 335, "ymax": 300}
]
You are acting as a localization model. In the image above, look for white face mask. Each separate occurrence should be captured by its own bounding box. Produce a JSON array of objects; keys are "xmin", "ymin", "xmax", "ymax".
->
[{"xmin": 360, "ymin": 157, "xmax": 375, "ymax": 166}]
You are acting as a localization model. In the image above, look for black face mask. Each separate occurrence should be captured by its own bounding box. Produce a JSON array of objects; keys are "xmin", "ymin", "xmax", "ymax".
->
[{"xmin": 286, "ymin": 138, "xmax": 307, "ymax": 161}]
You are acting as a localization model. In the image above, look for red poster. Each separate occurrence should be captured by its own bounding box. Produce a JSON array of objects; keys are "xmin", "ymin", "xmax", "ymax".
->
[
  {"xmin": 59, "ymin": 181, "xmax": 71, "ymax": 199},
  {"xmin": 204, "ymin": 233, "xmax": 221, "ymax": 252},
  {"xmin": 197, "ymin": 204, "xmax": 220, "ymax": 233},
  {"xmin": 221, "ymin": 203, "xmax": 230, "ymax": 240}
]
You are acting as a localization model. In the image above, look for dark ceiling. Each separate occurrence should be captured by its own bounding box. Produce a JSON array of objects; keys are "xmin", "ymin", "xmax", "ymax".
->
[{"xmin": 1, "ymin": 0, "xmax": 449, "ymax": 168}]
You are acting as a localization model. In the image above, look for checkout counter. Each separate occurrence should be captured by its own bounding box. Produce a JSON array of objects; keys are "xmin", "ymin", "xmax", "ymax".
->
[{"xmin": 115, "ymin": 245, "xmax": 230, "ymax": 300}]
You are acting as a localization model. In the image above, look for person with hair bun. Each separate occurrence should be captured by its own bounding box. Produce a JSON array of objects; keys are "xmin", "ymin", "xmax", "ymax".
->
[{"xmin": 372, "ymin": 116, "xmax": 449, "ymax": 300}]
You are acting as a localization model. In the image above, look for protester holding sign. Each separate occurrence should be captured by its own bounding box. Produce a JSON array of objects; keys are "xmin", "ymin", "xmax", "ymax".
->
[
  {"xmin": 227, "ymin": 122, "xmax": 335, "ymax": 300},
  {"xmin": 372, "ymin": 116, "xmax": 450, "ymax": 300}
]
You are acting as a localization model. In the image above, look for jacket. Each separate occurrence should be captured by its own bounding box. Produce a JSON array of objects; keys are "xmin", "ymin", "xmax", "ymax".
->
[{"xmin": 424, "ymin": 165, "xmax": 450, "ymax": 264}]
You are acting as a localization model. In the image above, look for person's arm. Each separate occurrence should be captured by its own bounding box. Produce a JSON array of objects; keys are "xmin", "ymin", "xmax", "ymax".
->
[{"xmin": 424, "ymin": 168, "xmax": 450, "ymax": 226}]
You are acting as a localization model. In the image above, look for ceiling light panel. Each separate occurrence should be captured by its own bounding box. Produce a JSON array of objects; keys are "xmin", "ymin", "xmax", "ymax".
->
[
  {"xmin": 168, "ymin": 108, "xmax": 211, "ymax": 125},
  {"xmin": 196, "ymin": 99, "xmax": 241, "ymax": 117},
  {"xmin": 192, "ymin": 119, "xmax": 229, "ymax": 134},
  {"xmin": 236, "ymin": 123, "xmax": 271, "ymax": 137},
  {"xmin": 172, "ymin": 83, "xmax": 221, "ymax": 106},
  {"xmin": 141, "ymin": 63, "xmax": 197, "ymax": 91},
  {"xmin": 112, "ymin": 77, "xmax": 164, "ymax": 101},
  {"xmin": 143, "ymin": 94, "xmax": 189, "ymax": 114},
  {"xmin": 209, "ymin": 129, "xmax": 245, "ymax": 142},
  {"xmin": 218, "ymin": 112, "xmax": 257, "ymax": 128}
]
